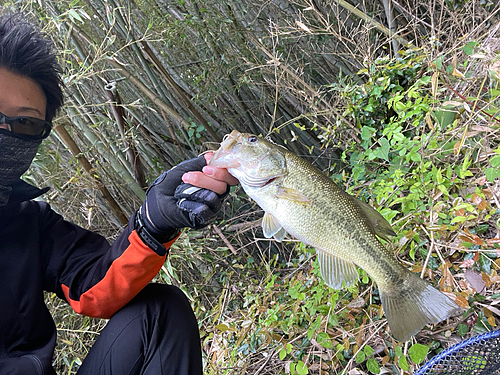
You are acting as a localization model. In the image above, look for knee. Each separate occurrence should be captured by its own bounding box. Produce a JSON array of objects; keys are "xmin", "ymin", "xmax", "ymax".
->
[{"xmin": 138, "ymin": 284, "xmax": 195, "ymax": 321}]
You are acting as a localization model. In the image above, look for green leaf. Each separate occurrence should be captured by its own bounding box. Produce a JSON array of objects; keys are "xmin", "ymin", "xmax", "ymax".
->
[
  {"xmin": 485, "ymin": 168, "xmax": 499, "ymax": 183},
  {"xmin": 395, "ymin": 346, "xmax": 403, "ymax": 357},
  {"xmin": 432, "ymin": 107, "xmax": 459, "ymax": 128},
  {"xmin": 355, "ymin": 350, "xmax": 366, "ymax": 363},
  {"xmin": 68, "ymin": 9, "xmax": 83, "ymax": 23},
  {"xmin": 364, "ymin": 345, "xmax": 375, "ymax": 356},
  {"xmin": 408, "ymin": 343, "xmax": 429, "ymax": 364},
  {"xmin": 366, "ymin": 358, "xmax": 381, "ymax": 374},
  {"xmin": 462, "ymin": 41, "xmax": 478, "ymax": 56},
  {"xmin": 215, "ymin": 323, "xmax": 229, "ymax": 332},
  {"xmin": 491, "ymin": 155, "xmax": 500, "ymax": 168},
  {"xmin": 361, "ymin": 126, "xmax": 375, "ymax": 141},
  {"xmin": 398, "ymin": 355, "xmax": 410, "ymax": 371},
  {"xmin": 296, "ymin": 361, "xmax": 308, "ymax": 375},
  {"xmin": 316, "ymin": 332, "xmax": 333, "ymax": 349},
  {"xmin": 279, "ymin": 348, "xmax": 286, "ymax": 360},
  {"xmin": 458, "ymin": 323, "xmax": 468, "ymax": 336},
  {"xmin": 479, "ymin": 254, "xmax": 491, "ymax": 274},
  {"xmin": 372, "ymin": 138, "xmax": 390, "ymax": 161},
  {"xmin": 435, "ymin": 56, "xmax": 443, "ymax": 70}
]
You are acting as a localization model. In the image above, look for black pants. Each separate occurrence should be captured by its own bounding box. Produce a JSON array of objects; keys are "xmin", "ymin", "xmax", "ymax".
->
[{"xmin": 76, "ymin": 284, "xmax": 203, "ymax": 375}]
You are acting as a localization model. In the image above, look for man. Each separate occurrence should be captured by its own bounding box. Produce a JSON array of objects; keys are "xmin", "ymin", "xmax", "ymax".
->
[{"xmin": 0, "ymin": 12, "xmax": 237, "ymax": 375}]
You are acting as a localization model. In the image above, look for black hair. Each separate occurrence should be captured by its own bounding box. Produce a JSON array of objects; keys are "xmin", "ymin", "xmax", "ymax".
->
[{"xmin": 0, "ymin": 11, "xmax": 63, "ymax": 122}]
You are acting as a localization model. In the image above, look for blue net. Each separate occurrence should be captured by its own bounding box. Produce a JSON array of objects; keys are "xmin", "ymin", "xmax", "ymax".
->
[{"xmin": 415, "ymin": 330, "xmax": 500, "ymax": 375}]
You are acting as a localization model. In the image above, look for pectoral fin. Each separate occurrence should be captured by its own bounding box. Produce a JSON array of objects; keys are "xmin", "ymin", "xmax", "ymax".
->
[
  {"xmin": 275, "ymin": 186, "xmax": 310, "ymax": 203},
  {"xmin": 316, "ymin": 248, "xmax": 358, "ymax": 289},
  {"xmin": 346, "ymin": 194, "xmax": 396, "ymax": 241},
  {"xmin": 262, "ymin": 212, "xmax": 287, "ymax": 241}
]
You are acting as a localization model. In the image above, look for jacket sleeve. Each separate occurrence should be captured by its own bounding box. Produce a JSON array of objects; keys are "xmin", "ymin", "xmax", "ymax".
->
[{"xmin": 40, "ymin": 203, "xmax": 178, "ymax": 319}]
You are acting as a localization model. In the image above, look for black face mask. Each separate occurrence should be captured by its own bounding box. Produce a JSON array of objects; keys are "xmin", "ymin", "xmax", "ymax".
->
[{"xmin": 0, "ymin": 133, "xmax": 41, "ymax": 206}]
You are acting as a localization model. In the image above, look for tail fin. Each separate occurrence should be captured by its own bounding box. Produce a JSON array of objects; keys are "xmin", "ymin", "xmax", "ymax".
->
[{"xmin": 380, "ymin": 271, "xmax": 462, "ymax": 342}]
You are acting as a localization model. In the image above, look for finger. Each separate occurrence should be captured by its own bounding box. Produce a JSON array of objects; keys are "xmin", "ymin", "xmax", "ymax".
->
[
  {"xmin": 203, "ymin": 152, "xmax": 214, "ymax": 164},
  {"xmin": 181, "ymin": 171, "xmax": 229, "ymax": 195},
  {"xmin": 202, "ymin": 152, "xmax": 239, "ymax": 185},
  {"xmin": 202, "ymin": 165, "xmax": 239, "ymax": 186}
]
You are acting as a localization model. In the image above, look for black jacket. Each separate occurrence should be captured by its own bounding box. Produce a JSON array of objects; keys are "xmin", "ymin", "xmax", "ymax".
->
[{"xmin": 0, "ymin": 181, "xmax": 175, "ymax": 375}]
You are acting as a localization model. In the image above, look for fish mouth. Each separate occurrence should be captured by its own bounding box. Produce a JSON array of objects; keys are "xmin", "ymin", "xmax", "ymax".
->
[
  {"xmin": 210, "ymin": 130, "xmax": 285, "ymax": 188},
  {"xmin": 210, "ymin": 130, "xmax": 243, "ymax": 168}
]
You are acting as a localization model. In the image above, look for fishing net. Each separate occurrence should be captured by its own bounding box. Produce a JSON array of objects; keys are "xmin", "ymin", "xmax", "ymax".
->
[{"xmin": 415, "ymin": 329, "xmax": 500, "ymax": 375}]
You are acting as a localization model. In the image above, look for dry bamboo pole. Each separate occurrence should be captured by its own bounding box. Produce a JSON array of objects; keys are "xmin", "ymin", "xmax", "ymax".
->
[
  {"xmin": 52, "ymin": 124, "xmax": 129, "ymax": 226},
  {"xmin": 333, "ymin": 0, "xmax": 409, "ymax": 45},
  {"xmin": 381, "ymin": 0, "xmax": 400, "ymax": 54},
  {"xmin": 106, "ymin": 58, "xmax": 198, "ymax": 150},
  {"xmin": 139, "ymin": 41, "xmax": 221, "ymax": 142},
  {"xmin": 104, "ymin": 82, "xmax": 146, "ymax": 188},
  {"xmin": 64, "ymin": 97, "xmax": 147, "ymax": 202},
  {"xmin": 105, "ymin": 0, "xmax": 171, "ymax": 102},
  {"xmin": 109, "ymin": 0, "xmax": 211, "ymax": 149}
]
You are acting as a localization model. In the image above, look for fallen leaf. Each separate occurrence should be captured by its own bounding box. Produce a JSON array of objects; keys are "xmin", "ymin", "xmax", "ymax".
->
[
  {"xmin": 476, "ymin": 302, "xmax": 500, "ymax": 318},
  {"xmin": 452, "ymin": 68, "xmax": 465, "ymax": 78},
  {"xmin": 482, "ymin": 272, "xmax": 492, "ymax": 287},
  {"xmin": 454, "ymin": 141, "xmax": 462, "ymax": 156},
  {"xmin": 455, "ymin": 295, "xmax": 471, "ymax": 309},
  {"xmin": 465, "ymin": 269, "xmax": 486, "ymax": 294},
  {"xmin": 459, "ymin": 259, "xmax": 475, "ymax": 268},
  {"xmin": 295, "ymin": 21, "xmax": 312, "ymax": 33},
  {"xmin": 347, "ymin": 297, "xmax": 365, "ymax": 311},
  {"xmin": 488, "ymin": 316, "xmax": 496, "ymax": 327},
  {"xmin": 431, "ymin": 72, "xmax": 438, "ymax": 97}
]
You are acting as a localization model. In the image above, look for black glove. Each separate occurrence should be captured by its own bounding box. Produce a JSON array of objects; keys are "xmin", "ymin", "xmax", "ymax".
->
[{"xmin": 137, "ymin": 155, "xmax": 230, "ymax": 244}]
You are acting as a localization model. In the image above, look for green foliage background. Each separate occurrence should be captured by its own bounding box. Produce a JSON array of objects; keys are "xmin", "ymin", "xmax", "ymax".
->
[{"xmin": 2, "ymin": 0, "xmax": 500, "ymax": 373}]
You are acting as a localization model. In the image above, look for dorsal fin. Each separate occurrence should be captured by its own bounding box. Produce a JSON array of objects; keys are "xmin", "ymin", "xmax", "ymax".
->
[{"xmin": 345, "ymin": 194, "xmax": 396, "ymax": 241}]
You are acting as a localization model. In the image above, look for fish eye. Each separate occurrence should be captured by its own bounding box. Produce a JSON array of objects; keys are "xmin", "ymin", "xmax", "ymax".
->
[{"xmin": 248, "ymin": 136, "xmax": 258, "ymax": 143}]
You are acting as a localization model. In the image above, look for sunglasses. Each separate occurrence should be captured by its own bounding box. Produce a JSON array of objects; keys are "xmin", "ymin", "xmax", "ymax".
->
[{"xmin": 0, "ymin": 111, "xmax": 52, "ymax": 140}]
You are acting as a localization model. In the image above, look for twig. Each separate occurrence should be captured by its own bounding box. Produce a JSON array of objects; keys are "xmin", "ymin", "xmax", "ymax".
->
[
  {"xmin": 345, "ymin": 321, "xmax": 388, "ymax": 371},
  {"xmin": 420, "ymin": 225, "xmax": 435, "ymax": 279},
  {"xmin": 401, "ymin": 341, "xmax": 408, "ymax": 375},
  {"xmin": 254, "ymin": 349, "xmax": 276, "ymax": 375},
  {"xmin": 444, "ymin": 84, "xmax": 500, "ymax": 124},
  {"xmin": 212, "ymin": 224, "xmax": 238, "ymax": 255},
  {"xmin": 226, "ymin": 218, "xmax": 262, "ymax": 232},
  {"xmin": 420, "ymin": 225, "xmax": 446, "ymax": 265}
]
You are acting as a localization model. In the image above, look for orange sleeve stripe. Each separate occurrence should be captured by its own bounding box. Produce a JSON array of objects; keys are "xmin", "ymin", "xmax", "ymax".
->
[{"xmin": 62, "ymin": 230, "xmax": 177, "ymax": 319}]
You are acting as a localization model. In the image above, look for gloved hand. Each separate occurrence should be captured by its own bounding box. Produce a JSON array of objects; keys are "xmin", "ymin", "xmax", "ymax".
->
[{"xmin": 137, "ymin": 155, "xmax": 230, "ymax": 243}]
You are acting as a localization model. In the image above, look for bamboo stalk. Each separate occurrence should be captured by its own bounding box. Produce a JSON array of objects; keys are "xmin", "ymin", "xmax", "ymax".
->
[
  {"xmin": 139, "ymin": 40, "xmax": 221, "ymax": 142},
  {"xmin": 65, "ymin": 101, "xmax": 147, "ymax": 201},
  {"xmin": 104, "ymin": 82, "xmax": 146, "ymax": 187},
  {"xmin": 53, "ymin": 124, "xmax": 129, "ymax": 226},
  {"xmin": 107, "ymin": 58, "xmax": 196, "ymax": 134},
  {"xmin": 334, "ymin": 0, "xmax": 409, "ymax": 45}
]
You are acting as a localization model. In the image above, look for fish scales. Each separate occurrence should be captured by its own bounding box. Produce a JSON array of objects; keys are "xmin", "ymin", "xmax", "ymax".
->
[
  {"xmin": 211, "ymin": 130, "xmax": 461, "ymax": 342},
  {"xmin": 245, "ymin": 142, "xmax": 404, "ymax": 290}
]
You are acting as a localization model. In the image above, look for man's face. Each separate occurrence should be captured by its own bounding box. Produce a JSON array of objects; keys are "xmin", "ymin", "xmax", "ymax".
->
[{"xmin": 0, "ymin": 67, "xmax": 46, "ymax": 129}]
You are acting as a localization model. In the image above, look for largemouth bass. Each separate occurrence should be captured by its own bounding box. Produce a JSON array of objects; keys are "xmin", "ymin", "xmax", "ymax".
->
[{"xmin": 210, "ymin": 130, "xmax": 461, "ymax": 342}]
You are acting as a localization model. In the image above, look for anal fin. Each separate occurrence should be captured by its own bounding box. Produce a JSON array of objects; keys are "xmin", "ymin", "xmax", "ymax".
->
[{"xmin": 316, "ymin": 248, "xmax": 358, "ymax": 289}]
